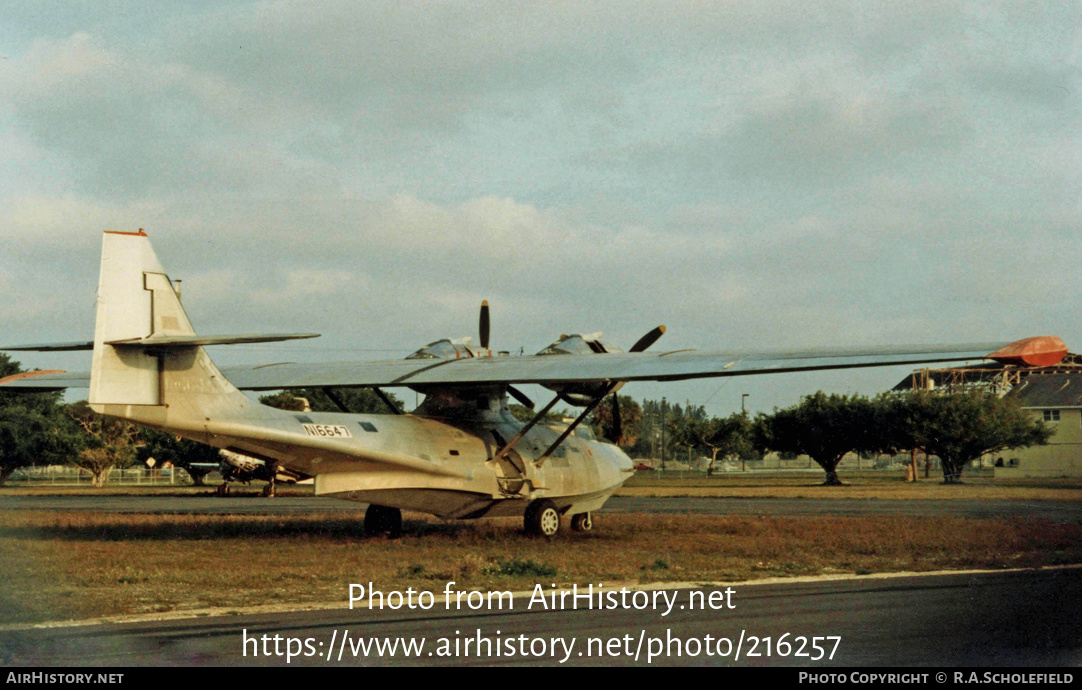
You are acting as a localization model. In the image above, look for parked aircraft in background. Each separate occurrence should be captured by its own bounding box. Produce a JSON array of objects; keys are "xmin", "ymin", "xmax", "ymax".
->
[{"xmin": 0, "ymin": 231, "xmax": 1068, "ymax": 535}]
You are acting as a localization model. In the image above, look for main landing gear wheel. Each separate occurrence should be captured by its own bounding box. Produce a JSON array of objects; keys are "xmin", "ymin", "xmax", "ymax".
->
[
  {"xmin": 364, "ymin": 505, "xmax": 402, "ymax": 537},
  {"xmin": 215, "ymin": 482, "xmax": 231, "ymax": 496},
  {"xmin": 570, "ymin": 512, "xmax": 593, "ymax": 532},
  {"xmin": 261, "ymin": 482, "xmax": 276, "ymax": 498},
  {"xmin": 524, "ymin": 499, "xmax": 560, "ymax": 537}
]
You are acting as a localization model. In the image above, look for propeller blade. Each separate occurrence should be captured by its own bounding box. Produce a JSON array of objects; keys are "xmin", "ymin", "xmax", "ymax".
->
[
  {"xmin": 629, "ymin": 325, "xmax": 666, "ymax": 353},
  {"xmin": 508, "ymin": 385, "xmax": 535, "ymax": 409},
  {"xmin": 479, "ymin": 300, "xmax": 491, "ymax": 350},
  {"xmin": 611, "ymin": 393, "xmax": 623, "ymax": 445}
]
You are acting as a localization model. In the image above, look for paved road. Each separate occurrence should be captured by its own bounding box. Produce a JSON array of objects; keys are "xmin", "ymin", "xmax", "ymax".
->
[
  {"xmin": 1, "ymin": 569, "xmax": 1079, "ymax": 666},
  {"xmin": 1, "ymin": 494, "xmax": 1079, "ymax": 523}
]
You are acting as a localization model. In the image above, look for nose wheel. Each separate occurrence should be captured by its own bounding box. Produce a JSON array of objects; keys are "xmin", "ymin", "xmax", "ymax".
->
[
  {"xmin": 570, "ymin": 512, "xmax": 593, "ymax": 532},
  {"xmin": 524, "ymin": 499, "xmax": 560, "ymax": 537}
]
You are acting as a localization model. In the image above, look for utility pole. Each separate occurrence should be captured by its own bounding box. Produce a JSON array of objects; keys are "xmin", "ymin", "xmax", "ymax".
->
[
  {"xmin": 740, "ymin": 394, "xmax": 749, "ymax": 472},
  {"xmin": 650, "ymin": 407, "xmax": 656, "ymax": 460},
  {"xmin": 660, "ymin": 397, "xmax": 667, "ymax": 469}
]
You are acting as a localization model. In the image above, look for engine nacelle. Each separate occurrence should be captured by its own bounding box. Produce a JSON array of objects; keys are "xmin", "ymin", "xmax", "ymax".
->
[
  {"xmin": 537, "ymin": 334, "xmax": 623, "ymax": 405},
  {"xmin": 218, "ymin": 449, "xmax": 304, "ymax": 484},
  {"xmin": 219, "ymin": 448, "xmax": 264, "ymax": 473}
]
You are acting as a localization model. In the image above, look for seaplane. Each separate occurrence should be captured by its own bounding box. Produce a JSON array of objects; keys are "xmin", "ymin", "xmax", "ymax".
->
[{"xmin": 0, "ymin": 230, "xmax": 1068, "ymax": 536}]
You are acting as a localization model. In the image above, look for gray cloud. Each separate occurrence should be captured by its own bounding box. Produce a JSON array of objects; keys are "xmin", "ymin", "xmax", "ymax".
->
[{"xmin": 1, "ymin": 1, "xmax": 1079, "ymax": 413}]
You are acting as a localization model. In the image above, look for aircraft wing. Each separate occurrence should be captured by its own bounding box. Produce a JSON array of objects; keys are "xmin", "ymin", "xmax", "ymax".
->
[
  {"xmin": 0, "ymin": 370, "xmax": 91, "ymax": 391},
  {"xmin": 219, "ymin": 342, "xmax": 1017, "ymax": 389},
  {"xmin": 0, "ymin": 338, "xmax": 1065, "ymax": 391}
]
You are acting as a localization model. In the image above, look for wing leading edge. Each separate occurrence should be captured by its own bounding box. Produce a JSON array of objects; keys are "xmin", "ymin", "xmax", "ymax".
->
[{"xmin": 0, "ymin": 337, "xmax": 1067, "ymax": 392}]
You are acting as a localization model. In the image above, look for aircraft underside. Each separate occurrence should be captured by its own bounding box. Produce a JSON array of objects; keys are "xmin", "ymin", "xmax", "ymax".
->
[{"xmin": 318, "ymin": 484, "xmax": 621, "ymax": 521}]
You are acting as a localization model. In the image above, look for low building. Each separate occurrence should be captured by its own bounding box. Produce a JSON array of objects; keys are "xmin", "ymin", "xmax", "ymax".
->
[
  {"xmin": 999, "ymin": 373, "xmax": 1082, "ymax": 478},
  {"xmin": 894, "ymin": 358, "xmax": 1082, "ymax": 479}
]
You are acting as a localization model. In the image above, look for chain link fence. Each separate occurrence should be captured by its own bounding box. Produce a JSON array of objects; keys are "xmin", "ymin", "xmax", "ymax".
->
[{"xmin": 5, "ymin": 465, "xmax": 198, "ymax": 486}]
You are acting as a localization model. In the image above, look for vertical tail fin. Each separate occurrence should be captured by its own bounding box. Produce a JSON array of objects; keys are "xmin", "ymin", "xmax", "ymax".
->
[
  {"xmin": 90, "ymin": 230, "xmax": 170, "ymax": 406},
  {"xmin": 89, "ymin": 231, "xmax": 249, "ymax": 423}
]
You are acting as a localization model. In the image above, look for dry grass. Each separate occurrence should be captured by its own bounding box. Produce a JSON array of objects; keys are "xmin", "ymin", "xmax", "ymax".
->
[{"xmin": 1, "ymin": 510, "xmax": 1079, "ymax": 625}]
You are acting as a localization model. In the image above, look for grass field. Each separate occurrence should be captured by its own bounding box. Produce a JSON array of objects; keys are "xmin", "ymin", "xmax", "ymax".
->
[
  {"xmin": 1, "ymin": 509, "xmax": 1080, "ymax": 625},
  {"xmin": 618, "ymin": 473, "xmax": 1082, "ymax": 500}
]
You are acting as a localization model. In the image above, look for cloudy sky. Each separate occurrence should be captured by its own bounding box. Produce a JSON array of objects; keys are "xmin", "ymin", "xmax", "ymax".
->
[{"xmin": 1, "ymin": 1, "xmax": 1079, "ymax": 414}]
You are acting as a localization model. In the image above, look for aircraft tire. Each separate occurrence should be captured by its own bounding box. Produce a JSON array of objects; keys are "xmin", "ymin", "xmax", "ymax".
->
[
  {"xmin": 524, "ymin": 499, "xmax": 560, "ymax": 537},
  {"xmin": 364, "ymin": 505, "xmax": 402, "ymax": 537},
  {"xmin": 570, "ymin": 512, "xmax": 593, "ymax": 532}
]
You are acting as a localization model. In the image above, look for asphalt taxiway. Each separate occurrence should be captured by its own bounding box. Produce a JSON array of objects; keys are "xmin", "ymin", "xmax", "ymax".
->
[{"xmin": 1, "ymin": 569, "xmax": 1079, "ymax": 666}]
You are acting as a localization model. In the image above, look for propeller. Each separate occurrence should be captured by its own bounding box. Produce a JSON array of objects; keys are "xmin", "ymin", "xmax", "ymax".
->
[
  {"xmin": 479, "ymin": 300, "xmax": 490, "ymax": 350},
  {"xmin": 609, "ymin": 324, "xmax": 666, "ymax": 444},
  {"xmin": 508, "ymin": 385, "xmax": 535, "ymax": 409},
  {"xmin": 479, "ymin": 299, "xmax": 536, "ymax": 409},
  {"xmin": 611, "ymin": 394, "xmax": 623, "ymax": 445},
  {"xmin": 629, "ymin": 324, "xmax": 666, "ymax": 353}
]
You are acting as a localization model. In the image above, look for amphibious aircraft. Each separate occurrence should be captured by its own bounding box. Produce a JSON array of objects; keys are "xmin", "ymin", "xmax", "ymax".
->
[{"xmin": 0, "ymin": 230, "xmax": 1069, "ymax": 536}]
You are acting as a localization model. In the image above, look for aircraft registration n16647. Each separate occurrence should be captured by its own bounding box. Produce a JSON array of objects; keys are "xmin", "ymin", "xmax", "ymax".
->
[{"xmin": 0, "ymin": 231, "xmax": 1070, "ymax": 536}]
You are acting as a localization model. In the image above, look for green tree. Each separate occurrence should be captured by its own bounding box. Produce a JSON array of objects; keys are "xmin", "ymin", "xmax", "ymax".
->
[
  {"xmin": 669, "ymin": 412, "xmax": 754, "ymax": 472},
  {"xmin": 589, "ymin": 395, "xmax": 643, "ymax": 446},
  {"xmin": 755, "ymin": 392, "xmax": 878, "ymax": 486},
  {"xmin": 0, "ymin": 402, "xmax": 83, "ymax": 486},
  {"xmin": 137, "ymin": 428, "xmax": 221, "ymax": 485},
  {"xmin": 0, "ymin": 352, "xmax": 20, "ymax": 398},
  {"xmin": 633, "ymin": 398, "xmax": 696, "ymax": 462},
  {"xmin": 667, "ymin": 415, "xmax": 701, "ymax": 463},
  {"xmin": 889, "ymin": 391, "xmax": 1052, "ymax": 484},
  {"xmin": 66, "ymin": 401, "xmax": 142, "ymax": 487},
  {"xmin": 0, "ymin": 353, "xmax": 83, "ymax": 485},
  {"xmin": 507, "ymin": 403, "xmax": 570, "ymax": 425}
]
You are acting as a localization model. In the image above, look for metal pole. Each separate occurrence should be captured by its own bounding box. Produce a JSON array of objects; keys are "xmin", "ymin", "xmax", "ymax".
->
[{"xmin": 653, "ymin": 400, "xmax": 662, "ymax": 471}]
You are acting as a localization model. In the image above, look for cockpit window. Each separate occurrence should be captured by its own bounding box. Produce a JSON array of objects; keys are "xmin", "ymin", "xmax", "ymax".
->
[
  {"xmin": 539, "ymin": 335, "xmax": 604, "ymax": 355},
  {"xmin": 573, "ymin": 426, "xmax": 597, "ymax": 441},
  {"xmin": 406, "ymin": 339, "xmax": 472, "ymax": 360}
]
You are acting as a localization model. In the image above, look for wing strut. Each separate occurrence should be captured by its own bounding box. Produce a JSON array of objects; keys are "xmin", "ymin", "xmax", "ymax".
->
[
  {"xmin": 321, "ymin": 387, "xmax": 403, "ymax": 415},
  {"xmin": 536, "ymin": 384, "xmax": 617, "ymax": 467},
  {"xmin": 321, "ymin": 388, "xmax": 350, "ymax": 412},
  {"xmin": 373, "ymin": 387, "xmax": 404, "ymax": 415},
  {"xmin": 493, "ymin": 394, "xmax": 563, "ymax": 463}
]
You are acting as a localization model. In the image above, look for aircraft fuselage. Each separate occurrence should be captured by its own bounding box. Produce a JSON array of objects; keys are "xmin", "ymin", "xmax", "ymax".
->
[{"xmin": 119, "ymin": 387, "xmax": 635, "ymax": 520}]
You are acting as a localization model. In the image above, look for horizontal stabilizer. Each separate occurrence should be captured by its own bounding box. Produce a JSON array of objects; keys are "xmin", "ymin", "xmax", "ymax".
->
[
  {"xmin": 0, "ymin": 341, "xmax": 94, "ymax": 352},
  {"xmin": 2, "ymin": 334, "xmax": 319, "ymax": 352},
  {"xmin": 107, "ymin": 333, "xmax": 320, "ymax": 349}
]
